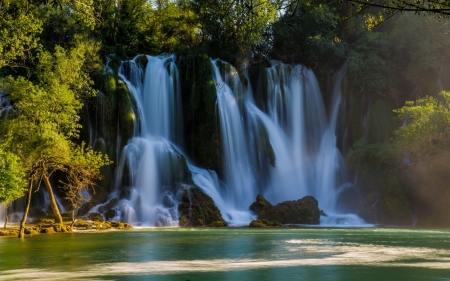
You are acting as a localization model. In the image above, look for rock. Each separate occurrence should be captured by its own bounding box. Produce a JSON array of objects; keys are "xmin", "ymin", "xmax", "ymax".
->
[
  {"xmin": 28, "ymin": 208, "xmax": 48, "ymax": 221},
  {"xmin": 249, "ymin": 194, "xmax": 320, "ymax": 225},
  {"xmin": 88, "ymin": 212, "xmax": 103, "ymax": 222},
  {"xmin": 104, "ymin": 209, "xmax": 116, "ymax": 221},
  {"xmin": 0, "ymin": 230, "xmax": 19, "ymax": 236},
  {"xmin": 249, "ymin": 219, "xmax": 281, "ymax": 227},
  {"xmin": 249, "ymin": 194, "xmax": 273, "ymax": 215},
  {"xmin": 178, "ymin": 186, "xmax": 228, "ymax": 227},
  {"xmin": 94, "ymin": 221, "xmax": 112, "ymax": 230},
  {"xmin": 24, "ymin": 227, "xmax": 39, "ymax": 235},
  {"xmin": 41, "ymin": 227, "xmax": 55, "ymax": 234},
  {"xmin": 73, "ymin": 219, "xmax": 89, "ymax": 228},
  {"xmin": 98, "ymin": 198, "xmax": 119, "ymax": 213}
]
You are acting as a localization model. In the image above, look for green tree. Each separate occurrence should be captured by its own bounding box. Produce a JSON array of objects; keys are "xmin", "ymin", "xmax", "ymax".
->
[
  {"xmin": 60, "ymin": 143, "xmax": 111, "ymax": 225},
  {"xmin": 187, "ymin": 0, "xmax": 279, "ymax": 64},
  {"xmin": 0, "ymin": 148, "xmax": 27, "ymax": 228},
  {"xmin": 1, "ymin": 41, "xmax": 109, "ymax": 237},
  {"xmin": 271, "ymin": 0, "xmax": 347, "ymax": 74}
]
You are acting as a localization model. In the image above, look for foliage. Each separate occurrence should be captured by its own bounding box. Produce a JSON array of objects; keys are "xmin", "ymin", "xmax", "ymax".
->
[
  {"xmin": 0, "ymin": 3, "xmax": 42, "ymax": 71},
  {"xmin": 346, "ymin": 139, "xmax": 394, "ymax": 171},
  {"xmin": 0, "ymin": 41, "xmax": 108, "ymax": 224},
  {"xmin": 394, "ymin": 91, "xmax": 450, "ymax": 156},
  {"xmin": 270, "ymin": 0, "xmax": 347, "ymax": 74},
  {"xmin": 187, "ymin": 0, "xmax": 279, "ymax": 64},
  {"xmin": 0, "ymin": 149, "xmax": 26, "ymax": 204},
  {"xmin": 60, "ymin": 143, "xmax": 111, "ymax": 212},
  {"xmin": 348, "ymin": 0, "xmax": 450, "ymax": 17}
]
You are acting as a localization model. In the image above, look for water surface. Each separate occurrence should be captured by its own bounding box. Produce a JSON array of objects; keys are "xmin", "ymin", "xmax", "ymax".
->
[{"xmin": 1, "ymin": 228, "xmax": 450, "ymax": 280}]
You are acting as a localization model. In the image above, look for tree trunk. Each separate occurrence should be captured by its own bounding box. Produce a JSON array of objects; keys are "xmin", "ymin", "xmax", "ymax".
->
[
  {"xmin": 3, "ymin": 202, "xmax": 8, "ymax": 229},
  {"xmin": 43, "ymin": 175, "xmax": 63, "ymax": 224},
  {"xmin": 19, "ymin": 181, "xmax": 33, "ymax": 238},
  {"xmin": 71, "ymin": 209, "xmax": 75, "ymax": 227}
]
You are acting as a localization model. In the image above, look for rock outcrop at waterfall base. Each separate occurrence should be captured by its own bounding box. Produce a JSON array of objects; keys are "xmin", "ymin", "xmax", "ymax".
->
[
  {"xmin": 249, "ymin": 194, "xmax": 320, "ymax": 225},
  {"xmin": 178, "ymin": 186, "xmax": 228, "ymax": 227}
]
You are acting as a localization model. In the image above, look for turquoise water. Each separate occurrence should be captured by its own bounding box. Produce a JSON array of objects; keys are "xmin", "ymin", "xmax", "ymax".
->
[{"xmin": 1, "ymin": 228, "xmax": 450, "ymax": 280}]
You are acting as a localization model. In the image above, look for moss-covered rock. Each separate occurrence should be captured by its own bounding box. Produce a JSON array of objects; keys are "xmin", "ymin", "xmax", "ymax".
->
[
  {"xmin": 178, "ymin": 186, "xmax": 228, "ymax": 227},
  {"xmin": 177, "ymin": 53, "xmax": 222, "ymax": 176},
  {"xmin": 88, "ymin": 212, "xmax": 103, "ymax": 222},
  {"xmin": 0, "ymin": 230, "xmax": 19, "ymax": 236},
  {"xmin": 41, "ymin": 227, "xmax": 55, "ymax": 234},
  {"xmin": 110, "ymin": 222, "xmax": 132, "ymax": 229},
  {"xmin": 249, "ymin": 194, "xmax": 320, "ymax": 224},
  {"xmin": 249, "ymin": 219, "xmax": 282, "ymax": 227}
]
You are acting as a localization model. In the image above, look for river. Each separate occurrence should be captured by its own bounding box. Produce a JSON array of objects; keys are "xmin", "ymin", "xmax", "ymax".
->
[{"xmin": 1, "ymin": 227, "xmax": 449, "ymax": 280}]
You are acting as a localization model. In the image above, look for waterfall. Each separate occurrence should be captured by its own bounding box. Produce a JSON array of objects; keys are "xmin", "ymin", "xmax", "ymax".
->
[
  {"xmin": 108, "ymin": 55, "xmax": 362, "ymax": 226},
  {"xmin": 112, "ymin": 55, "xmax": 184, "ymax": 226}
]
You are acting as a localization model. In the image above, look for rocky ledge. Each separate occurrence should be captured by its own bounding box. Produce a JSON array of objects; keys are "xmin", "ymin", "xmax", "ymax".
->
[
  {"xmin": 178, "ymin": 186, "xmax": 228, "ymax": 227},
  {"xmin": 249, "ymin": 194, "xmax": 321, "ymax": 226}
]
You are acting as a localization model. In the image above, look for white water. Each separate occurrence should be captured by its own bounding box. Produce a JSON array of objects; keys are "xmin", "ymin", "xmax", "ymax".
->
[
  {"xmin": 111, "ymin": 55, "xmax": 183, "ymax": 226},
  {"xmin": 194, "ymin": 60, "xmax": 359, "ymax": 225},
  {"xmin": 111, "ymin": 56, "xmax": 362, "ymax": 226}
]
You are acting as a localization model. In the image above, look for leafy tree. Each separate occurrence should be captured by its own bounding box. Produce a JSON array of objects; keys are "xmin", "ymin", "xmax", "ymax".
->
[
  {"xmin": 347, "ymin": 0, "xmax": 450, "ymax": 17},
  {"xmin": 59, "ymin": 143, "xmax": 111, "ymax": 225},
  {"xmin": 187, "ymin": 0, "xmax": 279, "ymax": 64},
  {"xmin": 271, "ymin": 0, "xmax": 347, "ymax": 74},
  {"xmin": 0, "ymin": 149, "xmax": 27, "ymax": 228},
  {"xmin": 0, "ymin": 1, "xmax": 42, "ymax": 72},
  {"xmin": 0, "ymin": 41, "xmax": 109, "ymax": 237}
]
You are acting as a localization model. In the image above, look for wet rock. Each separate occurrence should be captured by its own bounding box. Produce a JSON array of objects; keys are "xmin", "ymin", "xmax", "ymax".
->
[
  {"xmin": 110, "ymin": 222, "xmax": 132, "ymax": 229},
  {"xmin": 41, "ymin": 227, "xmax": 55, "ymax": 234},
  {"xmin": 0, "ymin": 230, "xmax": 19, "ymax": 236},
  {"xmin": 98, "ymin": 198, "xmax": 119, "ymax": 213},
  {"xmin": 88, "ymin": 212, "xmax": 103, "ymax": 222},
  {"xmin": 249, "ymin": 219, "xmax": 281, "ymax": 227},
  {"xmin": 249, "ymin": 194, "xmax": 320, "ymax": 224},
  {"xmin": 178, "ymin": 186, "xmax": 228, "ymax": 227},
  {"xmin": 28, "ymin": 208, "xmax": 48, "ymax": 221},
  {"xmin": 104, "ymin": 209, "xmax": 116, "ymax": 221},
  {"xmin": 24, "ymin": 227, "xmax": 39, "ymax": 235}
]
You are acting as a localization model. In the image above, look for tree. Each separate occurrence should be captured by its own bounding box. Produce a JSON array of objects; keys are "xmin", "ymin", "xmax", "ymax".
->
[
  {"xmin": 0, "ymin": 2, "xmax": 42, "ymax": 72},
  {"xmin": 347, "ymin": 0, "xmax": 450, "ymax": 17},
  {"xmin": 187, "ymin": 0, "xmax": 279, "ymax": 64},
  {"xmin": 60, "ymin": 143, "xmax": 111, "ymax": 225},
  {"xmin": 0, "ymin": 148, "xmax": 27, "ymax": 228},
  {"xmin": 270, "ymin": 0, "xmax": 347, "ymax": 74},
  {"xmin": 0, "ymin": 41, "xmax": 108, "ymax": 237}
]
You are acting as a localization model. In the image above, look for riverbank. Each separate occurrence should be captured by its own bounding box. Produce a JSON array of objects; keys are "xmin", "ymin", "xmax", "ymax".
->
[{"xmin": 0, "ymin": 220, "xmax": 133, "ymax": 237}]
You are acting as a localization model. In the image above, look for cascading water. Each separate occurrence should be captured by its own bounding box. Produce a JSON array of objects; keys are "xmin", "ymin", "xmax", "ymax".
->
[
  {"xmin": 108, "ymin": 55, "xmax": 364, "ymax": 226},
  {"xmin": 111, "ymin": 55, "xmax": 184, "ymax": 226},
  {"xmin": 192, "ymin": 60, "xmax": 365, "ymax": 225}
]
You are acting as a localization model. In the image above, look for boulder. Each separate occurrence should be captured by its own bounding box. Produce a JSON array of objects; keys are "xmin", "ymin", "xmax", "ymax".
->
[
  {"xmin": 41, "ymin": 227, "xmax": 55, "ymax": 234},
  {"xmin": 104, "ymin": 209, "xmax": 116, "ymax": 221},
  {"xmin": 98, "ymin": 198, "xmax": 119, "ymax": 213},
  {"xmin": 249, "ymin": 219, "xmax": 281, "ymax": 227},
  {"xmin": 249, "ymin": 194, "xmax": 320, "ymax": 225},
  {"xmin": 178, "ymin": 186, "xmax": 228, "ymax": 227},
  {"xmin": 88, "ymin": 212, "xmax": 103, "ymax": 222}
]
